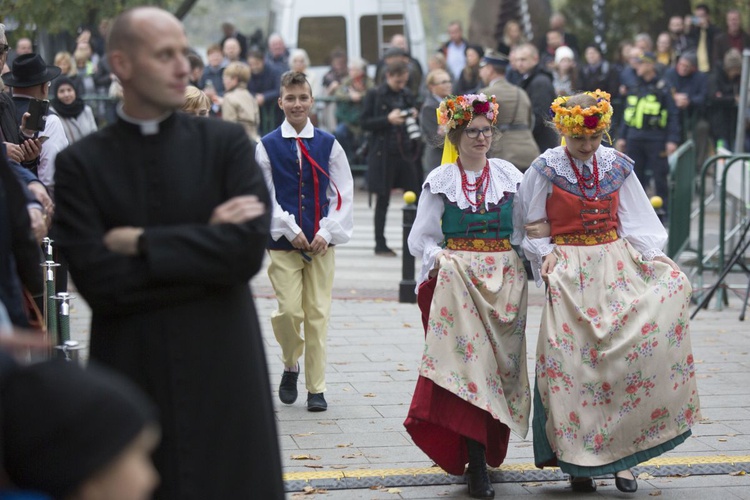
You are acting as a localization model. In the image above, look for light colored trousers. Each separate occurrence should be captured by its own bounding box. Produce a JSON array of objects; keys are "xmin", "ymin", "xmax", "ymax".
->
[{"xmin": 267, "ymin": 248, "xmax": 335, "ymax": 393}]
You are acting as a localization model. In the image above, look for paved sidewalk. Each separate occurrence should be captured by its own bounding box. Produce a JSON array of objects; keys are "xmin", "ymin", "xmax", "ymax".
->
[{"xmin": 68, "ymin": 190, "xmax": 750, "ymax": 499}]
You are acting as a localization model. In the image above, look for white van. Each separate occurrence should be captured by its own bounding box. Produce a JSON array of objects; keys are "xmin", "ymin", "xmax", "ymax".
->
[{"xmin": 269, "ymin": 0, "xmax": 426, "ymax": 81}]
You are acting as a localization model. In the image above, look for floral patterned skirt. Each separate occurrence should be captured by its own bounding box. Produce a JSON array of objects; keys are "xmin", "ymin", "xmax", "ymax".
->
[
  {"xmin": 404, "ymin": 249, "xmax": 531, "ymax": 474},
  {"xmin": 533, "ymin": 238, "xmax": 699, "ymax": 473}
]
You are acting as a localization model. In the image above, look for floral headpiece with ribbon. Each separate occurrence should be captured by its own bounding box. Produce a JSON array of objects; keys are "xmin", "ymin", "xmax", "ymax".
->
[
  {"xmin": 549, "ymin": 89, "xmax": 613, "ymax": 136},
  {"xmin": 438, "ymin": 93, "xmax": 499, "ymax": 130}
]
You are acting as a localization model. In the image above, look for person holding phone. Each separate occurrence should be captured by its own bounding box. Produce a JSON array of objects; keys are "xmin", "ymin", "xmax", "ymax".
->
[{"xmin": 2, "ymin": 53, "xmax": 69, "ymax": 195}]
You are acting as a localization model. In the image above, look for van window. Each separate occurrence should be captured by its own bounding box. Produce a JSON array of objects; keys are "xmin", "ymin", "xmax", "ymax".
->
[
  {"xmin": 360, "ymin": 14, "xmax": 405, "ymax": 65},
  {"xmin": 298, "ymin": 16, "xmax": 347, "ymax": 66}
]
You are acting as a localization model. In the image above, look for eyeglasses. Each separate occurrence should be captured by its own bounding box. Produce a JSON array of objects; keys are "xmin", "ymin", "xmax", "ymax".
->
[
  {"xmin": 0, "ymin": 44, "xmax": 9, "ymax": 55},
  {"xmin": 464, "ymin": 126, "xmax": 493, "ymax": 139}
]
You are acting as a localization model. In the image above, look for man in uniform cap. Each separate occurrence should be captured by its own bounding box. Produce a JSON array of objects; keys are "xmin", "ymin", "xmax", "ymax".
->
[{"xmin": 479, "ymin": 50, "xmax": 539, "ymax": 171}]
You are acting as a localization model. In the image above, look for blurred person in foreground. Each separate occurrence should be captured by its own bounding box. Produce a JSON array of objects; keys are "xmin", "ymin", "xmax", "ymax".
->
[
  {"xmin": 0, "ymin": 355, "xmax": 160, "ymax": 500},
  {"xmin": 52, "ymin": 6, "xmax": 284, "ymax": 499}
]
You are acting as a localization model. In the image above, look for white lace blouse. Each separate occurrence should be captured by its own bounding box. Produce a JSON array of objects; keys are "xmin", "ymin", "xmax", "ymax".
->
[
  {"xmin": 409, "ymin": 158, "xmax": 523, "ymax": 285},
  {"xmin": 513, "ymin": 146, "xmax": 667, "ymax": 286}
]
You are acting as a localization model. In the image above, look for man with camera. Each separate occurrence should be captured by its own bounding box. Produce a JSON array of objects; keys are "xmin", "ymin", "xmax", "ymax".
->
[
  {"xmin": 2, "ymin": 53, "xmax": 69, "ymax": 195},
  {"xmin": 361, "ymin": 60, "xmax": 422, "ymax": 256}
]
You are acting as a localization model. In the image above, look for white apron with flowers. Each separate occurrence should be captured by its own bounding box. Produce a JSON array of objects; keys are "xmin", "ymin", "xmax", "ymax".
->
[
  {"xmin": 537, "ymin": 239, "xmax": 700, "ymax": 466},
  {"xmin": 421, "ymin": 249, "xmax": 531, "ymax": 438}
]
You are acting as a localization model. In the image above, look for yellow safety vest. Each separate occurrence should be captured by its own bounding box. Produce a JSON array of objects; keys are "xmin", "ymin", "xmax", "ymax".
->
[{"xmin": 623, "ymin": 94, "xmax": 668, "ymax": 130}]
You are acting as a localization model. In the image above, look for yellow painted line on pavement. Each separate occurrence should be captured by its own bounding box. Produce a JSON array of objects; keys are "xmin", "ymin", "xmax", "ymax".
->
[{"xmin": 283, "ymin": 455, "xmax": 750, "ymax": 482}]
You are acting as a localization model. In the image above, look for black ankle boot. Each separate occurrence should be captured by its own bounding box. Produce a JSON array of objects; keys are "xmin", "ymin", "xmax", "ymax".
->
[{"xmin": 465, "ymin": 438, "xmax": 495, "ymax": 499}]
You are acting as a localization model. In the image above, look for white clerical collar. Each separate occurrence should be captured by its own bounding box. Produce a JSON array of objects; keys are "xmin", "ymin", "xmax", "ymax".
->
[
  {"xmin": 281, "ymin": 119, "xmax": 314, "ymax": 139},
  {"xmin": 117, "ymin": 104, "xmax": 173, "ymax": 135}
]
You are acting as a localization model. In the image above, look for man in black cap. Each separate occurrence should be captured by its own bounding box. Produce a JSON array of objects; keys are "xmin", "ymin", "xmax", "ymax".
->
[
  {"xmin": 479, "ymin": 50, "xmax": 539, "ymax": 171},
  {"xmin": 2, "ymin": 53, "xmax": 68, "ymax": 195}
]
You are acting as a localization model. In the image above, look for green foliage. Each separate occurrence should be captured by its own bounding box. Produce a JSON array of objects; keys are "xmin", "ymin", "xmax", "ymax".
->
[{"xmin": 0, "ymin": 0, "xmax": 181, "ymax": 37}]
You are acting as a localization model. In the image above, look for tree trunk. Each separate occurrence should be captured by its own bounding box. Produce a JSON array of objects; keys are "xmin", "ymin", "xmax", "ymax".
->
[{"xmin": 469, "ymin": 0, "xmax": 552, "ymax": 51}]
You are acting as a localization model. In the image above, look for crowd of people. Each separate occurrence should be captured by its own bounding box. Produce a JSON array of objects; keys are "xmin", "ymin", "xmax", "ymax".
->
[{"xmin": 0, "ymin": 4, "xmax": 747, "ymax": 498}]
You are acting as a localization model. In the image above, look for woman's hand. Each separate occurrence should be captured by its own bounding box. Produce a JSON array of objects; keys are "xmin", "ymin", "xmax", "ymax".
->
[
  {"xmin": 653, "ymin": 254, "xmax": 680, "ymax": 271},
  {"xmin": 525, "ymin": 218, "xmax": 551, "ymax": 238},
  {"xmin": 428, "ymin": 250, "xmax": 451, "ymax": 278},
  {"xmin": 541, "ymin": 253, "xmax": 557, "ymax": 284}
]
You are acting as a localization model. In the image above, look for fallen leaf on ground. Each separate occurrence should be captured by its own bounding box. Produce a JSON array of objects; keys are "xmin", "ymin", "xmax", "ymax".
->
[
  {"xmin": 291, "ymin": 454, "xmax": 321, "ymax": 460},
  {"xmin": 290, "ymin": 485, "xmax": 328, "ymax": 497},
  {"xmin": 649, "ymin": 492, "xmax": 662, "ymax": 497},
  {"xmin": 718, "ymin": 438, "xmax": 728, "ymax": 442},
  {"xmin": 387, "ymin": 488, "xmax": 402, "ymax": 494},
  {"xmin": 729, "ymin": 471, "xmax": 746, "ymax": 476},
  {"xmin": 330, "ymin": 465, "xmax": 348, "ymax": 469},
  {"xmin": 637, "ymin": 472, "xmax": 655, "ymax": 480},
  {"xmin": 342, "ymin": 453, "xmax": 363, "ymax": 459},
  {"xmin": 294, "ymin": 432, "xmax": 315, "ymax": 437},
  {"xmin": 336, "ymin": 443, "xmax": 352, "ymax": 448},
  {"xmin": 364, "ymin": 393, "xmax": 377, "ymax": 397},
  {"xmin": 304, "ymin": 465, "xmax": 323, "ymax": 469}
]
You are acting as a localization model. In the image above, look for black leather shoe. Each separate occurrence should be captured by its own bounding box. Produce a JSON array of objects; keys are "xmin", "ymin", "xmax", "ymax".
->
[
  {"xmin": 278, "ymin": 370, "xmax": 299, "ymax": 404},
  {"xmin": 465, "ymin": 439, "xmax": 495, "ymax": 499},
  {"xmin": 569, "ymin": 476, "xmax": 597, "ymax": 493},
  {"xmin": 615, "ymin": 471, "xmax": 638, "ymax": 493},
  {"xmin": 466, "ymin": 467, "xmax": 495, "ymax": 499},
  {"xmin": 307, "ymin": 392, "xmax": 328, "ymax": 412}
]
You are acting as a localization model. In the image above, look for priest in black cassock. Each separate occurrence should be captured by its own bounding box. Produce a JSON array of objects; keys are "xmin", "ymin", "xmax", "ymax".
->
[{"xmin": 52, "ymin": 7, "xmax": 284, "ymax": 499}]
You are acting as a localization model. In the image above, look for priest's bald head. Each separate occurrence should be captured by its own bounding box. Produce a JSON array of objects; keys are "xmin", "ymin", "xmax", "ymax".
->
[{"xmin": 106, "ymin": 7, "xmax": 190, "ymax": 119}]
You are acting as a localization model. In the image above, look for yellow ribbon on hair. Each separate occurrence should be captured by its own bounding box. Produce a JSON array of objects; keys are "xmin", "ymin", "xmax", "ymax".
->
[
  {"xmin": 437, "ymin": 108, "xmax": 459, "ymax": 165},
  {"xmin": 560, "ymin": 136, "xmax": 566, "ymax": 147}
]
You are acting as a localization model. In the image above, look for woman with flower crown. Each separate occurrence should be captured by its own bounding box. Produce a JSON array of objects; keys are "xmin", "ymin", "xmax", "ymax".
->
[
  {"xmin": 515, "ymin": 90, "xmax": 699, "ymax": 494},
  {"xmin": 404, "ymin": 93, "xmax": 531, "ymax": 499}
]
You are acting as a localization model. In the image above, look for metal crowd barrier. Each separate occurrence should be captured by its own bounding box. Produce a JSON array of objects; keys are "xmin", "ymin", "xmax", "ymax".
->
[
  {"xmin": 694, "ymin": 153, "xmax": 750, "ymax": 309},
  {"xmin": 39, "ymin": 238, "xmax": 83, "ymax": 362}
]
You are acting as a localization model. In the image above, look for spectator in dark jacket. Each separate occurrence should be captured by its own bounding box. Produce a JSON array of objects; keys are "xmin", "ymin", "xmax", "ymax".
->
[
  {"xmin": 247, "ymin": 49, "xmax": 283, "ymax": 135},
  {"xmin": 707, "ymin": 49, "xmax": 743, "ymax": 150},
  {"xmin": 663, "ymin": 51, "xmax": 707, "ymax": 141},
  {"xmin": 513, "ymin": 43, "xmax": 558, "ymax": 152}
]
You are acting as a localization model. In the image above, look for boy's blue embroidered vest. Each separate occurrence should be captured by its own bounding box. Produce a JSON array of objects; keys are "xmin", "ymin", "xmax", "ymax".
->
[{"xmin": 263, "ymin": 128, "xmax": 336, "ymax": 250}]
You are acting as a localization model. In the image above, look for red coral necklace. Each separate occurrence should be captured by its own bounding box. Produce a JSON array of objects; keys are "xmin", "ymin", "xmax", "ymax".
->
[
  {"xmin": 564, "ymin": 148, "xmax": 600, "ymax": 201},
  {"xmin": 457, "ymin": 158, "xmax": 490, "ymax": 208}
]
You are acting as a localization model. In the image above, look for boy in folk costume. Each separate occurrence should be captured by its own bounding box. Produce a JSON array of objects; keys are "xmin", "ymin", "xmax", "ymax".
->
[{"xmin": 256, "ymin": 71, "xmax": 354, "ymax": 411}]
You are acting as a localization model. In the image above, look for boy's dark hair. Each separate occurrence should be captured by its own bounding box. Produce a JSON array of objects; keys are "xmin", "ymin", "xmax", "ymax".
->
[
  {"xmin": 247, "ymin": 49, "xmax": 265, "ymax": 61},
  {"xmin": 188, "ymin": 53, "xmax": 204, "ymax": 71},
  {"xmin": 280, "ymin": 70, "xmax": 311, "ymax": 94},
  {"xmin": 385, "ymin": 60, "xmax": 408, "ymax": 76}
]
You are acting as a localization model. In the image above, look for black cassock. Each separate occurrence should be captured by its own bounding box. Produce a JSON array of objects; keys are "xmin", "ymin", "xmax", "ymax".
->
[{"xmin": 54, "ymin": 114, "xmax": 284, "ymax": 499}]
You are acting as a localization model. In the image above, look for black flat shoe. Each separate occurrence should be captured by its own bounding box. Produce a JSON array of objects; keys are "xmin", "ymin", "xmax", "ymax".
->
[
  {"xmin": 306, "ymin": 392, "xmax": 328, "ymax": 412},
  {"xmin": 569, "ymin": 476, "xmax": 597, "ymax": 493},
  {"xmin": 615, "ymin": 471, "xmax": 638, "ymax": 493},
  {"xmin": 278, "ymin": 370, "xmax": 299, "ymax": 404}
]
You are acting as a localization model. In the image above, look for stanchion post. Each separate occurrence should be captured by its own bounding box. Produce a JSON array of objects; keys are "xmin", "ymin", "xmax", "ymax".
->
[
  {"xmin": 399, "ymin": 191, "xmax": 417, "ymax": 303},
  {"xmin": 41, "ymin": 260, "xmax": 60, "ymax": 349},
  {"xmin": 54, "ymin": 292, "xmax": 75, "ymax": 344}
]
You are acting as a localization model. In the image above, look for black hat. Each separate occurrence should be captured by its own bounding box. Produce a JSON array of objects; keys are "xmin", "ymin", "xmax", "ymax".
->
[
  {"xmin": 1, "ymin": 53, "xmax": 62, "ymax": 88},
  {"xmin": 638, "ymin": 51, "xmax": 657, "ymax": 64},
  {"xmin": 479, "ymin": 50, "xmax": 510, "ymax": 68},
  {"xmin": 1, "ymin": 359, "xmax": 157, "ymax": 498}
]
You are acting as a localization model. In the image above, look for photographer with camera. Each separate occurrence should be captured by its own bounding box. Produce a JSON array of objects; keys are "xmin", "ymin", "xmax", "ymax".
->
[
  {"xmin": 361, "ymin": 61, "xmax": 422, "ymax": 256},
  {"xmin": 2, "ymin": 53, "xmax": 69, "ymax": 196}
]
